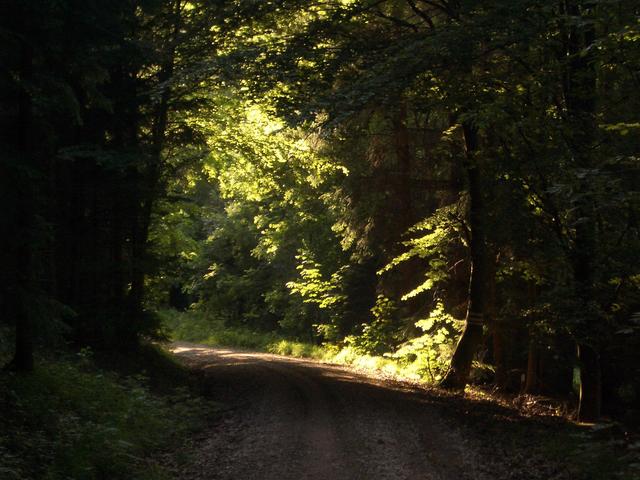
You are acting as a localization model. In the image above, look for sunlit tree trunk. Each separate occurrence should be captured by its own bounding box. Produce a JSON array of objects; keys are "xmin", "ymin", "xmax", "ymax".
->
[{"xmin": 440, "ymin": 123, "xmax": 488, "ymax": 390}]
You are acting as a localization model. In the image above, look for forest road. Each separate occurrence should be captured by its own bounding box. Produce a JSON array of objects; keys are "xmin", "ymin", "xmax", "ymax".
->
[{"xmin": 167, "ymin": 342, "xmax": 499, "ymax": 480}]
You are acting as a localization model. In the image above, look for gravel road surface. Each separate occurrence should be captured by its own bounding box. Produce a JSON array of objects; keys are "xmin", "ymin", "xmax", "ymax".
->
[{"xmin": 166, "ymin": 342, "xmax": 503, "ymax": 480}]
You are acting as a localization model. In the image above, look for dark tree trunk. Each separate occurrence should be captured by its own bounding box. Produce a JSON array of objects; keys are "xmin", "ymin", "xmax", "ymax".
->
[
  {"xmin": 127, "ymin": 72, "xmax": 171, "ymax": 321},
  {"xmin": 391, "ymin": 102, "xmax": 414, "ymax": 235},
  {"xmin": 382, "ymin": 102, "xmax": 423, "ymax": 303},
  {"xmin": 577, "ymin": 343, "xmax": 602, "ymax": 422},
  {"xmin": 563, "ymin": 0, "xmax": 601, "ymax": 421},
  {"xmin": 486, "ymin": 255, "xmax": 508, "ymax": 390},
  {"xmin": 492, "ymin": 320, "xmax": 508, "ymax": 390},
  {"xmin": 440, "ymin": 123, "xmax": 488, "ymax": 390},
  {"xmin": 11, "ymin": 293, "xmax": 34, "ymax": 372},
  {"xmin": 127, "ymin": 0, "xmax": 180, "ymax": 341},
  {"xmin": 524, "ymin": 341, "xmax": 541, "ymax": 394},
  {"xmin": 9, "ymin": 16, "xmax": 35, "ymax": 372}
]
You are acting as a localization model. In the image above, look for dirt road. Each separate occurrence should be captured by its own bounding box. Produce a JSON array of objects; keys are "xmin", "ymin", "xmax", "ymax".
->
[{"xmin": 167, "ymin": 343, "xmax": 561, "ymax": 480}]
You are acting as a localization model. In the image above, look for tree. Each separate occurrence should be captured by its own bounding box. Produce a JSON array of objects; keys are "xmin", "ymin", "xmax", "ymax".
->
[{"xmin": 0, "ymin": 0, "xmax": 224, "ymax": 359}]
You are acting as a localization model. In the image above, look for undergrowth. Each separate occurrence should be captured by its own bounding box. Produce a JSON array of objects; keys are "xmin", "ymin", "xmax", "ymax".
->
[
  {"xmin": 0, "ymin": 346, "xmax": 210, "ymax": 480},
  {"xmin": 160, "ymin": 309, "xmax": 449, "ymax": 381}
]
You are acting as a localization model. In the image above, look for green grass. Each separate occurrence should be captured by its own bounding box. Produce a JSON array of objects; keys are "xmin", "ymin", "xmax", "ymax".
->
[
  {"xmin": 161, "ymin": 309, "xmax": 280, "ymax": 351},
  {"xmin": 161, "ymin": 308, "xmax": 331, "ymax": 359},
  {"xmin": 0, "ymin": 347, "xmax": 210, "ymax": 480},
  {"xmin": 160, "ymin": 309, "xmax": 418, "ymax": 377},
  {"xmin": 266, "ymin": 338, "xmax": 327, "ymax": 359}
]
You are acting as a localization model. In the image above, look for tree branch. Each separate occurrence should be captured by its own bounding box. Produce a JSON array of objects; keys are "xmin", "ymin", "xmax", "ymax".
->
[
  {"xmin": 373, "ymin": 8, "xmax": 419, "ymax": 31},
  {"xmin": 405, "ymin": 0, "xmax": 435, "ymax": 29}
]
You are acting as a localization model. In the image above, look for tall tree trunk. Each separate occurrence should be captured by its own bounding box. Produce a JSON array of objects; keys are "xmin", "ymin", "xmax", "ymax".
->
[
  {"xmin": 9, "ymin": 9, "xmax": 35, "ymax": 371},
  {"xmin": 577, "ymin": 343, "xmax": 601, "ymax": 422},
  {"xmin": 392, "ymin": 102, "xmax": 414, "ymax": 235},
  {"xmin": 11, "ymin": 306, "xmax": 34, "ymax": 372},
  {"xmin": 107, "ymin": 57, "xmax": 139, "ymax": 347},
  {"xmin": 487, "ymin": 254, "xmax": 508, "ymax": 390},
  {"xmin": 492, "ymin": 319, "xmax": 508, "ymax": 390},
  {"xmin": 127, "ymin": 66, "xmax": 172, "ymax": 319},
  {"xmin": 383, "ymin": 102, "xmax": 422, "ymax": 302},
  {"xmin": 440, "ymin": 123, "xmax": 488, "ymax": 390},
  {"xmin": 127, "ymin": 0, "xmax": 180, "ymax": 339},
  {"xmin": 563, "ymin": 0, "xmax": 600, "ymax": 422},
  {"xmin": 524, "ymin": 341, "xmax": 540, "ymax": 394}
]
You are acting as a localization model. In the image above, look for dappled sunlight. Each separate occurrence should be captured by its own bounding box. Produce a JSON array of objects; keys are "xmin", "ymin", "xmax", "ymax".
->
[
  {"xmin": 172, "ymin": 342, "xmax": 436, "ymax": 402},
  {"xmin": 171, "ymin": 345, "xmax": 267, "ymax": 367},
  {"xmin": 167, "ymin": 340, "xmax": 598, "ymax": 480}
]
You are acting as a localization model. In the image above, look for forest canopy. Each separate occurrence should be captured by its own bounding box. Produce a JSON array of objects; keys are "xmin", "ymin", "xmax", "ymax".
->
[{"xmin": 1, "ymin": 0, "xmax": 639, "ymax": 424}]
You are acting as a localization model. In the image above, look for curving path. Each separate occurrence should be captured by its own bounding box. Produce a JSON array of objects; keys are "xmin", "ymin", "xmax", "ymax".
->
[{"xmin": 166, "ymin": 342, "xmax": 557, "ymax": 480}]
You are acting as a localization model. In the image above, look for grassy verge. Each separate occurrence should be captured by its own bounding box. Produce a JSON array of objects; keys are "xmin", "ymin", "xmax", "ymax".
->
[
  {"xmin": 0, "ymin": 344, "xmax": 210, "ymax": 480},
  {"xmin": 160, "ymin": 309, "xmax": 487, "ymax": 381},
  {"xmin": 159, "ymin": 309, "xmax": 408, "ymax": 376}
]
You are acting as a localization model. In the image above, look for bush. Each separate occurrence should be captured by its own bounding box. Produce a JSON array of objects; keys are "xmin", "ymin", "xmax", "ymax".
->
[
  {"xmin": 348, "ymin": 295, "xmax": 401, "ymax": 355},
  {"xmin": 160, "ymin": 307, "xmax": 462, "ymax": 385},
  {"xmin": 387, "ymin": 303, "xmax": 463, "ymax": 382}
]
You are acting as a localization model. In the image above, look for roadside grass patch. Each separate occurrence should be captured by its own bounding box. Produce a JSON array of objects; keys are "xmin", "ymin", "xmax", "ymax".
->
[
  {"xmin": 160, "ymin": 309, "xmax": 279, "ymax": 350},
  {"xmin": 267, "ymin": 339, "xmax": 326, "ymax": 359},
  {"xmin": 161, "ymin": 309, "xmax": 424, "ymax": 379},
  {"xmin": 0, "ymin": 351, "xmax": 209, "ymax": 480}
]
